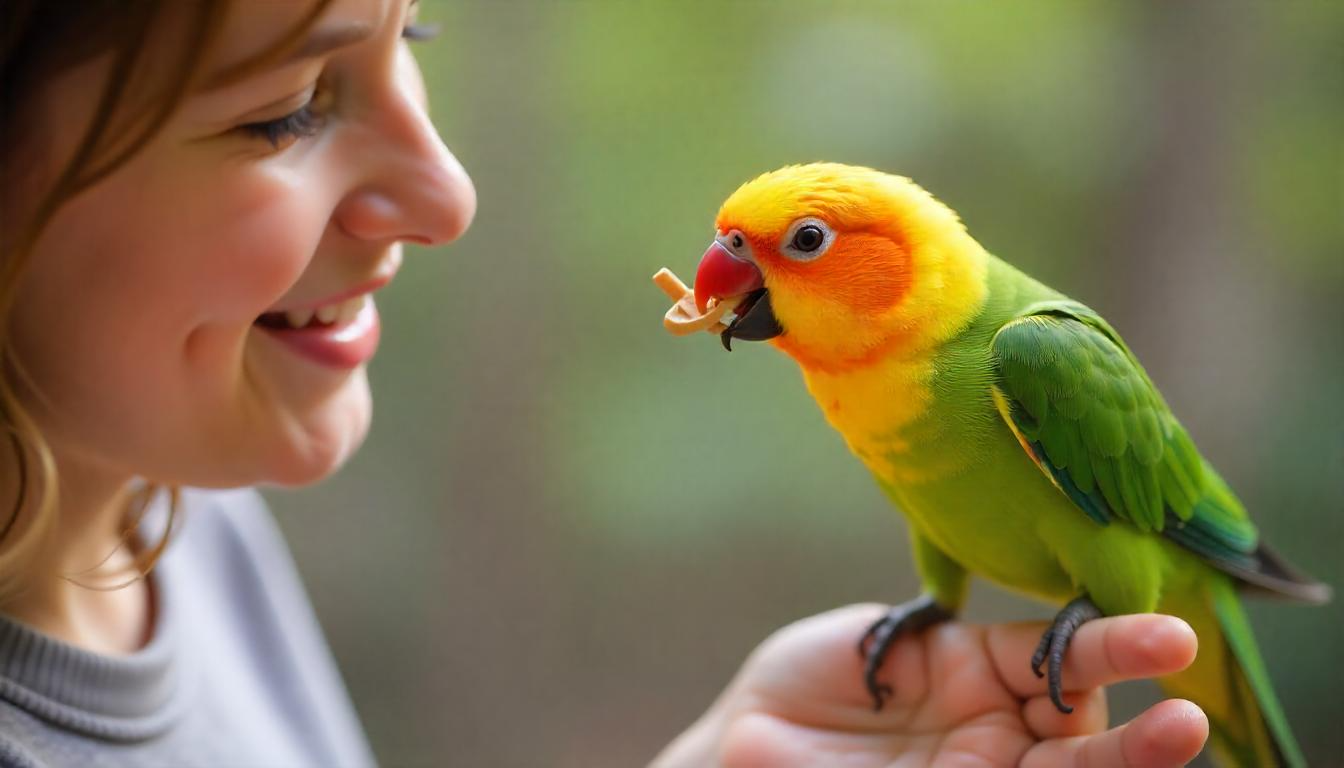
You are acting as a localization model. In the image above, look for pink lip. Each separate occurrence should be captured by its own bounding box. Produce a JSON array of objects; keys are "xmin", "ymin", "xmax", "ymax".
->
[
  {"xmin": 268, "ymin": 277, "xmax": 392, "ymax": 314},
  {"xmin": 257, "ymin": 298, "xmax": 381, "ymax": 370}
]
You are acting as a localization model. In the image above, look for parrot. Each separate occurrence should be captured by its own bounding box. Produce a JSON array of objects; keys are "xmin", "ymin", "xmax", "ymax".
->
[{"xmin": 685, "ymin": 162, "xmax": 1331, "ymax": 767}]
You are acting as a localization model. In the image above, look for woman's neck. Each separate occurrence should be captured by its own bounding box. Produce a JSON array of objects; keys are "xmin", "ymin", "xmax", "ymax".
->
[{"xmin": 0, "ymin": 452, "xmax": 156, "ymax": 655}]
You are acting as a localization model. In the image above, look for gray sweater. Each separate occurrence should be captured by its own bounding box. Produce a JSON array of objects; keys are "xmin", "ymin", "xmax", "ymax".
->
[{"xmin": 0, "ymin": 488, "xmax": 376, "ymax": 767}]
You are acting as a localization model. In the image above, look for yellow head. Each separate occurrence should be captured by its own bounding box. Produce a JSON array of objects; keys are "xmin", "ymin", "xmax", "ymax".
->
[{"xmin": 693, "ymin": 163, "xmax": 989, "ymax": 373}]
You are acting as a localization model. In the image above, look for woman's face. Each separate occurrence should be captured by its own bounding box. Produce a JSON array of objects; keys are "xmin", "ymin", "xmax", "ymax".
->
[{"xmin": 5, "ymin": 0, "xmax": 474, "ymax": 489}]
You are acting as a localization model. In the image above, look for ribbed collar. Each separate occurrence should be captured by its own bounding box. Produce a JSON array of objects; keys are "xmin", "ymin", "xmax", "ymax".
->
[{"xmin": 0, "ymin": 559, "xmax": 187, "ymax": 742}]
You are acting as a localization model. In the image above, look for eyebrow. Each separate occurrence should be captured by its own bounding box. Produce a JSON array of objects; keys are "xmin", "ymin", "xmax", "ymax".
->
[
  {"xmin": 201, "ymin": 19, "xmax": 377, "ymax": 91},
  {"xmin": 283, "ymin": 20, "xmax": 376, "ymax": 64}
]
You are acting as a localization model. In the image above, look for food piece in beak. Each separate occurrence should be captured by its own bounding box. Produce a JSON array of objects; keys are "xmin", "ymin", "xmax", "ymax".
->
[
  {"xmin": 653, "ymin": 267, "xmax": 733, "ymax": 335},
  {"xmin": 653, "ymin": 246, "xmax": 783, "ymax": 350}
]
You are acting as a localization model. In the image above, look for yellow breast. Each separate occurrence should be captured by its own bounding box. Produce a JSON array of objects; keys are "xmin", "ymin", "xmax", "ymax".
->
[{"xmin": 799, "ymin": 352, "xmax": 942, "ymax": 483}]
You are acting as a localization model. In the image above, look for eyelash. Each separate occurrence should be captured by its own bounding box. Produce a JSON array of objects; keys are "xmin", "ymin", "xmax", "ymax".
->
[
  {"xmin": 239, "ymin": 23, "xmax": 442, "ymax": 149},
  {"xmin": 241, "ymin": 103, "xmax": 324, "ymax": 148}
]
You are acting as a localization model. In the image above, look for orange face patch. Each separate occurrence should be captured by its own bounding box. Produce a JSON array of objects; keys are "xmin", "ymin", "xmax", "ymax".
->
[
  {"xmin": 774, "ymin": 230, "xmax": 912, "ymax": 316},
  {"xmin": 715, "ymin": 221, "xmax": 913, "ymax": 321}
]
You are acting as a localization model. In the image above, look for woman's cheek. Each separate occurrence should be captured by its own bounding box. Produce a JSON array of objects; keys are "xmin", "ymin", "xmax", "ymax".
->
[{"xmin": 182, "ymin": 165, "xmax": 328, "ymax": 317}]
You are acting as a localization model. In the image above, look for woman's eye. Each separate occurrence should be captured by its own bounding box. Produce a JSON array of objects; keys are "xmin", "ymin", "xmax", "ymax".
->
[
  {"xmin": 238, "ymin": 101, "xmax": 324, "ymax": 150},
  {"xmin": 234, "ymin": 17, "xmax": 436, "ymax": 152}
]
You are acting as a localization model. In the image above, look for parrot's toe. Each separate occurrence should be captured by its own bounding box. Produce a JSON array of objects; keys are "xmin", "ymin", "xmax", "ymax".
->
[
  {"xmin": 858, "ymin": 594, "xmax": 955, "ymax": 711},
  {"xmin": 1031, "ymin": 595, "xmax": 1103, "ymax": 714}
]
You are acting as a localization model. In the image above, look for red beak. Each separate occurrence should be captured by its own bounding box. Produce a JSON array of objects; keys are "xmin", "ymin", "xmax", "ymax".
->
[{"xmin": 693, "ymin": 241, "xmax": 764, "ymax": 313}]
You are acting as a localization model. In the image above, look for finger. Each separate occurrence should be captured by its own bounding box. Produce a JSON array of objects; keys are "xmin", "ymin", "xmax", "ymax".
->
[
  {"xmin": 986, "ymin": 614, "xmax": 1197, "ymax": 699},
  {"xmin": 1023, "ymin": 688, "xmax": 1108, "ymax": 739},
  {"xmin": 744, "ymin": 603, "xmax": 933, "ymax": 710},
  {"xmin": 1021, "ymin": 698, "xmax": 1209, "ymax": 768},
  {"xmin": 754, "ymin": 603, "xmax": 889, "ymax": 667}
]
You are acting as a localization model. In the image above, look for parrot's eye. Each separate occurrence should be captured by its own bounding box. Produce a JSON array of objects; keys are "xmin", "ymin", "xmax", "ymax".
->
[
  {"xmin": 792, "ymin": 226, "xmax": 824, "ymax": 252},
  {"xmin": 731, "ymin": 234, "xmax": 744, "ymax": 249},
  {"xmin": 780, "ymin": 217, "xmax": 834, "ymax": 261}
]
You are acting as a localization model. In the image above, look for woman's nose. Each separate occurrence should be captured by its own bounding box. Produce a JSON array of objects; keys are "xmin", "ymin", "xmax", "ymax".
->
[{"xmin": 334, "ymin": 64, "xmax": 477, "ymax": 246}]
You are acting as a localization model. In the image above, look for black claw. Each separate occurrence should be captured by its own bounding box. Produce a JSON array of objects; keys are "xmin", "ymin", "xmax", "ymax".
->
[
  {"xmin": 872, "ymin": 683, "xmax": 894, "ymax": 711},
  {"xmin": 1032, "ymin": 596, "xmax": 1103, "ymax": 714},
  {"xmin": 859, "ymin": 595, "xmax": 955, "ymax": 711},
  {"xmin": 1030, "ymin": 632, "xmax": 1050, "ymax": 679}
]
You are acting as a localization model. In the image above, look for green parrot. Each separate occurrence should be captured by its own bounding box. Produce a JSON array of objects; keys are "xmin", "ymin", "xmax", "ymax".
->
[{"xmin": 682, "ymin": 162, "xmax": 1331, "ymax": 767}]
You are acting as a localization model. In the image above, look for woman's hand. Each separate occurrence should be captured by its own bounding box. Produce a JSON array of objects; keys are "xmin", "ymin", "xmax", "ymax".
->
[{"xmin": 653, "ymin": 604, "xmax": 1208, "ymax": 767}]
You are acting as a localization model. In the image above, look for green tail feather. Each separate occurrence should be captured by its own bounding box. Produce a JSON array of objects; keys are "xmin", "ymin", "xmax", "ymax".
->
[{"xmin": 1157, "ymin": 576, "xmax": 1305, "ymax": 768}]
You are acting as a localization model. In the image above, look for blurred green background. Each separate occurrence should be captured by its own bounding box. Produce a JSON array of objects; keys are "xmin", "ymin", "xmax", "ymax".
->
[{"xmin": 264, "ymin": 1, "xmax": 1343, "ymax": 765}]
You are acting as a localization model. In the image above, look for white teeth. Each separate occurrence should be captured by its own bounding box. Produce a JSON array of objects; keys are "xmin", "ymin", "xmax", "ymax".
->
[
  {"xmin": 337, "ymin": 295, "xmax": 365, "ymax": 323},
  {"xmin": 285, "ymin": 309, "xmax": 315, "ymax": 328},
  {"xmin": 275, "ymin": 294, "xmax": 368, "ymax": 329}
]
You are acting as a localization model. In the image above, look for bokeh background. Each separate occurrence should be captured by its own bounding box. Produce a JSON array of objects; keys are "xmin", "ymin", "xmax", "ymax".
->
[{"xmin": 264, "ymin": 1, "xmax": 1344, "ymax": 765}]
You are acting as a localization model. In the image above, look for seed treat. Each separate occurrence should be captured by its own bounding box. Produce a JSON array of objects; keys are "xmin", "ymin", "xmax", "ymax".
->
[{"xmin": 652, "ymin": 267, "xmax": 736, "ymax": 336}]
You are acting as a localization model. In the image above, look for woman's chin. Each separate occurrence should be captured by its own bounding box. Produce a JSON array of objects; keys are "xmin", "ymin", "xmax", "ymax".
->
[
  {"xmin": 226, "ymin": 348, "xmax": 375, "ymax": 487},
  {"xmin": 260, "ymin": 432, "xmax": 366, "ymax": 488},
  {"xmin": 279, "ymin": 418, "xmax": 370, "ymax": 488},
  {"xmin": 248, "ymin": 385, "xmax": 373, "ymax": 488}
]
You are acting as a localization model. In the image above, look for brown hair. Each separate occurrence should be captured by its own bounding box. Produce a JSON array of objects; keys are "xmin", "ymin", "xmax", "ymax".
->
[{"xmin": 0, "ymin": 0, "xmax": 335, "ymax": 599}]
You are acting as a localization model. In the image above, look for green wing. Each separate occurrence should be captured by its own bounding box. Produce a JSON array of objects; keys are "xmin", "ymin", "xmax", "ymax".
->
[{"xmin": 989, "ymin": 301, "xmax": 1327, "ymax": 602}]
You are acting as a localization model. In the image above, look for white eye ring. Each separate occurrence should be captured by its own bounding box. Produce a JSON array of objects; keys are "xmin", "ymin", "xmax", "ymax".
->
[{"xmin": 780, "ymin": 217, "xmax": 834, "ymax": 261}]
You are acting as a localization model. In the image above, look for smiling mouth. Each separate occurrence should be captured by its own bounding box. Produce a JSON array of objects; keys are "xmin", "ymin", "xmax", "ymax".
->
[
  {"xmin": 720, "ymin": 288, "xmax": 781, "ymax": 351},
  {"xmin": 255, "ymin": 294, "xmax": 369, "ymax": 331}
]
